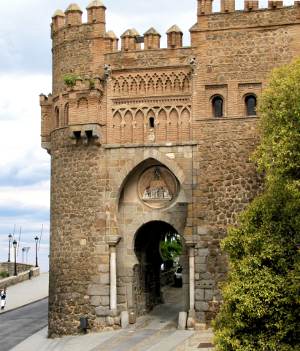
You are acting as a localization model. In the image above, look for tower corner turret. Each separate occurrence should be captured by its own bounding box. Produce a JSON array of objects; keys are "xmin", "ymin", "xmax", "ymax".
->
[
  {"xmin": 86, "ymin": 0, "xmax": 106, "ymax": 33},
  {"xmin": 144, "ymin": 27, "xmax": 161, "ymax": 50},
  {"xmin": 106, "ymin": 31, "xmax": 119, "ymax": 52},
  {"xmin": 65, "ymin": 3, "xmax": 83, "ymax": 26},
  {"xmin": 166, "ymin": 25, "xmax": 183, "ymax": 49},
  {"xmin": 121, "ymin": 29, "xmax": 141, "ymax": 51},
  {"xmin": 51, "ymin": 10, "xmax": 65, "ymax": 34}
]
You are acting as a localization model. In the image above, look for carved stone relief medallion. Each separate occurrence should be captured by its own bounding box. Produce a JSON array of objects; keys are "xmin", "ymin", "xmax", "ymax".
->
[{"xmin": 138, "ymin": 166, "xmax": 178, "ymax": 208}]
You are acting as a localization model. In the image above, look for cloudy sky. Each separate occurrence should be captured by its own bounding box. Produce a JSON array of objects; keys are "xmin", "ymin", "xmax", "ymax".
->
[{"xmin": 0, "ymin": 0, "xmax": 294, "ymax": 271}]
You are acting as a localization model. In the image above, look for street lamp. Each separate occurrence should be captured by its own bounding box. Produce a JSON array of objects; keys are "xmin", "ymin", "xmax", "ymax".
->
[
  {"xmin": 34, "ymin": 236, "xmax": 39, "ymax": 267},
  {"xmin": 13, "ymin": 240, "xmax": 17, "ymax": 276},
  {"xmin": 8, "ymin": 234, "xmax": 12, "ymax": 262}
]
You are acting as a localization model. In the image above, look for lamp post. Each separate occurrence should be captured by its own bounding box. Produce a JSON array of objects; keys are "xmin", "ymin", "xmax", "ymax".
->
[
  {"xmin": 34, "ymin": 236, "xmax": 39, "ymax": 267},
  {"xmin": 8, "ymin": 234, "xmax": 12, "ymax": 262},
  {"xmin": 13, "ymin": 240, "xmax": 17, "ymax": 276}
]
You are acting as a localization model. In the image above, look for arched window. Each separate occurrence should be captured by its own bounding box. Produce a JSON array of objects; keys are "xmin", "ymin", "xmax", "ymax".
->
[
  {"xmin": 64, "ymin": 103, "xmax": 69, "ymax": 125},
  {"xmin": 245, "ymin": 95, "xmax": 257, "ymax": 116},
  {"xmin": 212, "ymin": 96, "xmax": 223, "ymax": 118},
  {"xmin": 55, "ymin": 107, "xmax": 59, "ymax": 128}
]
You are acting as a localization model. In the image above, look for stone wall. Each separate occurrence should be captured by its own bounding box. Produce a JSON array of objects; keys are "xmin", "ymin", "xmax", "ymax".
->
[
  {"xmin": 0, "ymin": 262, "xmax": 35, "ymax": 276},
  {"xmin": 48, "ymin": 124, "xmax": 259, "ymax": 332},
  {"xmin": 0, "ymin": 265, "xmax": 40, "ymax": 289},
  {"xmin": 49, "ymin": 128, "xmax": 108, "ymax": 336},
  {"xmin": 42, "ymin": 0, "xmax": 300, "ymax": 336},
  {"xmin": 192, "ymin": 118, "xmax": 262, "ymax": 323}
]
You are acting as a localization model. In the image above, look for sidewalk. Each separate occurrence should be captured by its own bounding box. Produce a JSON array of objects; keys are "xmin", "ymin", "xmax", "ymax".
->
[
  {"xmin": 0, "ymin": 272, "xmax": 49, "ymax": 312},
  {"xmin": 10, "ymin": 326, "xmax": 214, "ymax": 351},
  {"xmin": 3, "ymin": 277, "xmax": 214, "ymax": 351}
]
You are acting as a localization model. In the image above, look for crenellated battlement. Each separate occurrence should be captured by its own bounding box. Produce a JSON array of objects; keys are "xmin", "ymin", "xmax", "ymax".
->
[
  {"xmin": 197, "ymin": 0, "xmax": 298, "ymax": 15},
  {"xmin": 193, "ymin": 3, "xmax": 299, "ymax": 32},
  {"xmin": 51, "ymin": 1, "xmax": 300, "ymax": 55},
  {"xmin": 51, "ymin": 1, "xmax": 106, "ymax": 34}
]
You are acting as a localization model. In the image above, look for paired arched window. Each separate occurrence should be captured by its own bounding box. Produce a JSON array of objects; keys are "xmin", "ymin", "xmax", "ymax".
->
[
  {"xmin": 245, "ymin": 95, "xmax": 257, "ymax": 116},
  {"xmin": 212, "ymin": 96, "xmax": 224, "ymax": 118}
]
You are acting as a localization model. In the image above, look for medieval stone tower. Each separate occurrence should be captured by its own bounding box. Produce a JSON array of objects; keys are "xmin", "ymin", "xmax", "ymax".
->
[{"xmin": 40, "ymin": 0, "xmax": 300, "ymax": 336}]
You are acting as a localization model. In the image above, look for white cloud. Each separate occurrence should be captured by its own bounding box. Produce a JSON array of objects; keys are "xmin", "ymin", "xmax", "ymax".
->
[
  {"xmin": 0, "ymin": 74, "xmax": 51, "ymax": 169},
  {"xmin": 0, "ymin": 73, "xmax": 51, "ymax": 269},
  {"xmin": 0, "ymin": 180, "xmax": 50, "ymax": 211}
]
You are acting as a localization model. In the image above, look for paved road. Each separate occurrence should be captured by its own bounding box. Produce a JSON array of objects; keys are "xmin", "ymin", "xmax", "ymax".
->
[
  {"xmin": 8, "ymin": 288, "xmax": 214, "ymax": 351},
  {"xmin": 1, "ymin": 273, "xmax": 49, "ymax": 313},
  {"xmin": 0, "ymin": 298, "xmax": 48, "ymax": 351}
]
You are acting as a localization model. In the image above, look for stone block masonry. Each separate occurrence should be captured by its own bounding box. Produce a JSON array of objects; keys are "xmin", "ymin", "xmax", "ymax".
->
[{"xmin": 41, "ymin": 0, "xmax": 300, "ymax": 336}]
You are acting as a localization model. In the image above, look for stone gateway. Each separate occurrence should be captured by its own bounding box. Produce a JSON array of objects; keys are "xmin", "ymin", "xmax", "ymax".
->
[{"xmin": 40, "ymin": 0, "xmax": 300, "ymax": 336}]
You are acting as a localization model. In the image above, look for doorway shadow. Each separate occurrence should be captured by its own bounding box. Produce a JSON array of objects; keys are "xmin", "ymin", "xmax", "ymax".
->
[{"xmin": 133, "ymin": 220, "xmax": 185, "ymax": 326}]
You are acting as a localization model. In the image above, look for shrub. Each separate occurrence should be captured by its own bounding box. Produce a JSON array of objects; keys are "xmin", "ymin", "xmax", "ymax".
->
[
  {"xmin": 63, "ymin": 74, "xmax": 79, "ymax": 87},
  {"xmin": 213, "ymin": 59, "xmax": 300, "ymax": 351},
  {"xmin": 0, "ymin": 271, "xmax": 9, "ymax": 279}
]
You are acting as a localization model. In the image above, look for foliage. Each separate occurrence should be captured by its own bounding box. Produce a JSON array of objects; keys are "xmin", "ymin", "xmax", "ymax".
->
[
  {"xmin": 63, "ymin": 74, "xmax": 79, "ymax": 87},
  {"xmin": 0, "ymin": 271, "xmax": 9, "ymax": 279},
  {"xmin": 160, "ymin": 232, "xmax": 182, "ymax": 262},
  {"xmin": 213, "ymin": 59, "xmax": 300, "ymax": 351},
  {"xmin": 254, "ymin": 59, "xmax": 300, "ymax": 181},
  {"xmin": 213, "ymin": 181, "xmax": 300, "ymax": 350}
]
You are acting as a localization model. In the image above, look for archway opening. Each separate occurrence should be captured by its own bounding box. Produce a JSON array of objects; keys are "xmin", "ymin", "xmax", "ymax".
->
[{"xmin": 133, "ymin": 220, "xmax": 185, "ymax": 317}]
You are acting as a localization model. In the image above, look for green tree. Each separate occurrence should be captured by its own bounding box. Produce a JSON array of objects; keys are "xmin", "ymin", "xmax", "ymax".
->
[
  {"xmin": 160, "ymin": 233, "xmax": 182, "ymax": 263},
  {"xmin": 255, "ymin": 59, "xmax": 300, "ymax": 182},
  {"xmin": 213, "ymin": 59, "xmax": 300, "ymax": 351}
]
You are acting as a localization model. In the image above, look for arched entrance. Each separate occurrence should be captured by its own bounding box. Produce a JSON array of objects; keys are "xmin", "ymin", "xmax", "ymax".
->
[
  {"xmin": 132, "ymin": 220, "xmax": 186, "ymax": 317},
  {"xmin": 116, "ymin": 157, "xmax": 190, "ymax": 322}
]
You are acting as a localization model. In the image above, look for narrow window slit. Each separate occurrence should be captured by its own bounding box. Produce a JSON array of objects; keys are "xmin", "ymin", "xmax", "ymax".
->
[{"xmin": 149, "ymin": 117, "xmax": 155, "ymax": 128}]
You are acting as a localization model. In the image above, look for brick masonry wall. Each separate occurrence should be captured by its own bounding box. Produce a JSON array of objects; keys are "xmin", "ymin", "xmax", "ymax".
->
[
  {"xmin": 42, "ymin": 2, "xmax": 300, "ymax": 336},
  {"xmin": 191, "ymin": 6, "xmax": 300, "ymax": 120}
]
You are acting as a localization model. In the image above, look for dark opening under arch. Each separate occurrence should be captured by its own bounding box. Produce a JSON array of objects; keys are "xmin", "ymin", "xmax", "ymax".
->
[
  {"xmin": 133, "ymin": 220, "xmax": 183, "ymax": 316},
  {"xmin": 245, "ymin": 95, "xmax": 257, "ymax": 116},
  {"xmin": 212, "ymin": 96, "xmax": 224, "ymax": 118}
]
